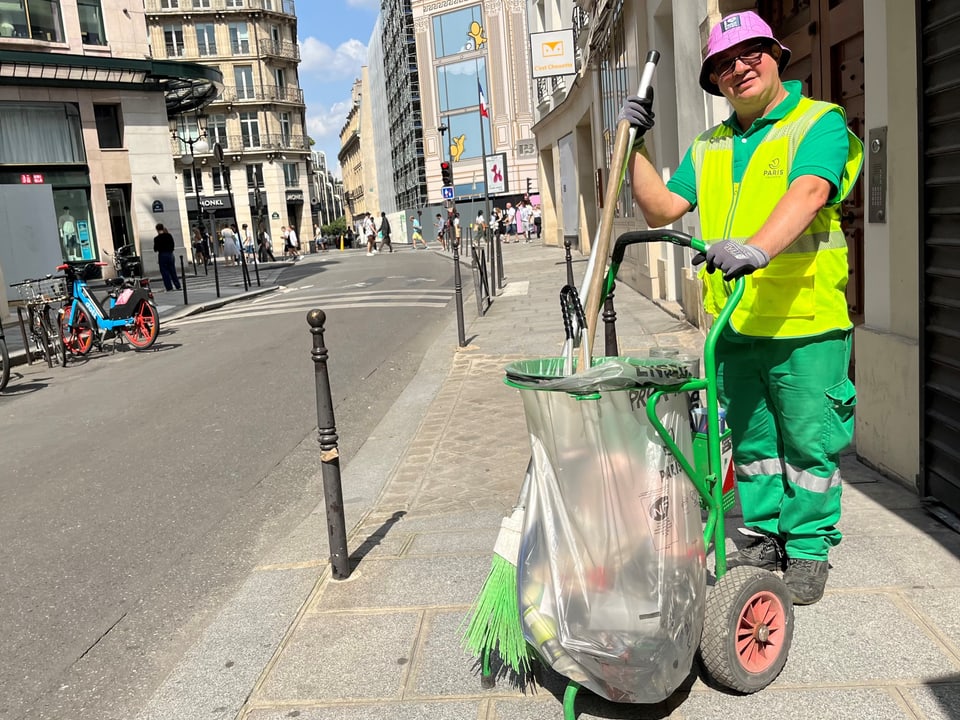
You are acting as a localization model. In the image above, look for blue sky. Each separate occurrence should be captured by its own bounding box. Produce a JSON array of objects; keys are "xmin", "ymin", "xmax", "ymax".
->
[{"xmin": 296, "ymin": 0, "xmax": 379, "ymax": 177}]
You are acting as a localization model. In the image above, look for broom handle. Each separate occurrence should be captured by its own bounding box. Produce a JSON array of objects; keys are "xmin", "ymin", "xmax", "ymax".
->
[{"xmin": 577, "ymin": 51, "xmax": 659, "ymax": 372}]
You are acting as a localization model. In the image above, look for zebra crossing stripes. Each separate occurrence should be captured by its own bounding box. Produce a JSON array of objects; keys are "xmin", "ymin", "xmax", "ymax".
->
[{"xmin": 169, "ymin": 287, "xmax": 454, "ymax": 326}]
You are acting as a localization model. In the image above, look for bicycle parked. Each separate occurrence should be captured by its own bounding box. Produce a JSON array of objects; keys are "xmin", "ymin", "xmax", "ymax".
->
[
  {"xmin": 10, "ymin": 275, "xmax": 68, "ymax": 368},
  {"xmin": 60, "ymin": 261, "xmax": 159, "ymax": 355},
  {"xmin": 0, "ymin": 311, "xmax": 9, "ymax": 391}
]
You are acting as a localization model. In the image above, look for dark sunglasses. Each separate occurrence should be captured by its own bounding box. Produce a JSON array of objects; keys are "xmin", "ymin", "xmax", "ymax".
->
[{"xmin": 712, "ymin": 42, "xmax": 770, "ymax": 79}]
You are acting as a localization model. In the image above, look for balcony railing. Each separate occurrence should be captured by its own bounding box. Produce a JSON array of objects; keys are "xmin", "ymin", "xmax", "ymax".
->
[
  {"xmin": 146, "ymin": 0, "xmax": 295, "ymax": 15},
  {"xmin": 263, "ymin": 39, "xmax": 299, "ymax": 61},
  {"xmin": 216, "ymin": 85, "xmax": 304, "ymax": 104},
  {"xmin": 224, "ymin": 133, "xmax": 309, "ymax": 151}
]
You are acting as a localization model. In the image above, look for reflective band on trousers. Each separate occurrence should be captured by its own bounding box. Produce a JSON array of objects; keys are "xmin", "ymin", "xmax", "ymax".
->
[{"xmin": 736, "ymin": 458, "xmax": 842, "ymax": 494}]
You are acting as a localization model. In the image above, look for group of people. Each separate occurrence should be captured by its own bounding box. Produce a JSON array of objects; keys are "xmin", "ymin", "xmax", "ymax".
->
[
  {"xmin": 491, "ymin": 201, "xmax": 541, "ymax": 244},
  {"xmin": 359, "ymin": 211, "xmax": 393, "ymax": 255}
]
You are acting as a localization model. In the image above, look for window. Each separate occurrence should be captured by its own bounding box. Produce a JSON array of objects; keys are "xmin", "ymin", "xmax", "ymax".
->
[
  {"xmin": 163, "ymin": 25, "xmax": 184, "ymax": 57},
  {"xmin": 432, "ymin": 4, "xmax": 485, "ymax": 58},
  {"xmin": 246, "ymin": 163, "xmax": 264, "ymax": 189},
  {"xmin": 437, "ymin": 57, "xmax": 486, "ymax": 112},
  {"xmin": 192, "ymin": 0, "xmax": 211, "ymax": 7},
  {"xmin": 274, "ymin": 67, "xmax": 286, "ymax": 90},
  {"xmin": 0, "ymin": 102, "xmax": 84, "ymax": 163},
  {"xmin": 211, "ymin": 167, "xmax": 224, "ymax": 192},
  {"xmin": 196, "ymin": 23, "xmax": 216, "ymax": 55},
  {"xmin": 54, "ymin": 188, "xmax": 95, "ymax": 262},
  {"xmin": 598, "ymin": 11, "xmax": 633, "ymax": 218},
  {"xmin": 184, "ymin": 168, "xmax": 203, "ymax": 194},
  {"xmin": 228, "ymin": 22, "xmax": 249, "ymax": 54},
  {"xmin": 234, "ymin": 65, "xmax": 254, "ymax": 99},
  {"xmin": 0, "ymin": 0, "xmax": 68, "ymax": 42},
  {"xmin": 282, "ymin": 163, "xmax": 299, "ymax": 188},
  {"xmin": 78, "ymin": 0, "xmax": 106, "ymax": 45},
  {"xmin": 239, "ymin": 112, "xmax": 260, "ymax": 148},
  {"xmin": 279, "ymin": 112, "xmax": 291, "ymax": 146},
  {"xmin": 226, "ymin": 0, "xmax": 244, "ymax": 7},
  {"xmin": 161, "ymin": 0, "xmax": 179, "ymax": 7},
  {"xmin": 93, "ymin": 104, "xmax": 122, "ymax": 148},
  {"xmin": 207, "ymin": 114, "xmax": 227, "ymax": 148}
]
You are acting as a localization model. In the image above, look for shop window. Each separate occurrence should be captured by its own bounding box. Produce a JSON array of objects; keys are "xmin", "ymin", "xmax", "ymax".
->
[
  {"xmin": 77, "ymin": 0, "xmax": 105, "ymax": 45},
  {"xmin": 94, "ymin": 104, "xmax": 122, "ymax": 148},
  {"xmin": 53, "ymin": 188, "xmax": 95, "ymax": 262},
  {"xmin": 0, "ymin": 102, "xmax": 84, "ymax": 163}
]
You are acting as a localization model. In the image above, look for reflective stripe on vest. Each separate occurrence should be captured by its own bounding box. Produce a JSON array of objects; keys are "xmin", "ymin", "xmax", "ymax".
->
[{"xmin": 692, "ymin": 97, "xmax": 864, "ymax": 338}]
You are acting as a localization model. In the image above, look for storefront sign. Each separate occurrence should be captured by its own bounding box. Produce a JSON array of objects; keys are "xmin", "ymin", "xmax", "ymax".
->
[
  {"xmin": 285, "ymin": 191, "xmax": 304, "ymax": 203},
  {"xmin": 187, "ymin": 196, "xmax": 233, "ymax": 212},
  {"xmin": 530, "ymin": 29, "xmax": 576, "ymax": 78},
  {"xmin": 20, "ymin": 173, "xmax": 45, "ymax": 184},
  {"xmin": 152, "ymin": 200, "xmax": 164, "ymax": 213}
]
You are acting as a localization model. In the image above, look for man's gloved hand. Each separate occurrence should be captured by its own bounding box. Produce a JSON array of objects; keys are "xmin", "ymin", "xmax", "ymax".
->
[
  {"xmin": 692, "ymin": 240, "xmax": 770, "ymax": 281},
  {"xmin": 618, "ymin": 92, "xmax": 655, "ymax": 141}
]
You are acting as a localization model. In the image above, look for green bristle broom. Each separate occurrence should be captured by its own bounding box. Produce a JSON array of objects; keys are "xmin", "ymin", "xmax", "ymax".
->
[{"xmin": 462, "ymin": 462, "xmax": 533, "ymax": 677}]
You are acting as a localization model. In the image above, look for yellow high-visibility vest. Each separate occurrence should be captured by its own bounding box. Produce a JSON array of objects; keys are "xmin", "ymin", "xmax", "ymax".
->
[{"xmin": 692, "ymin": 96, "xmax": 864, "ymax": 338}]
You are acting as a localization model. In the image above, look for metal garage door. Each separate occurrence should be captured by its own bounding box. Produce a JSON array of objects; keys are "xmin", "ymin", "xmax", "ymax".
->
[{"xmin": 919, "ymin": 0, "xmax": 960, "ymax": 513}]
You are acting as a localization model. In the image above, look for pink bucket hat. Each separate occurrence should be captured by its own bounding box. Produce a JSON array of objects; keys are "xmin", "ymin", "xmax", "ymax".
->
[{"xmin": 699, "ymin": 11, "xmax": 791, "ymax": 96}]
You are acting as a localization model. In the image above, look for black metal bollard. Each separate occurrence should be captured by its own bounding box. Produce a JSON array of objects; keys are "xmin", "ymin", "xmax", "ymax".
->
[
  {"xmin": 564, "ymin": 236, "xmax": 575, "ymax": 289},
  {"xmin": 451, "ymin": 232, "xmax": 467, "ymax": 347},
  {"xmin": 252, "ymin": 250, "xmax": 261, "ymax": 287},
  {"xmin": 495, "ymin": 232, "xmax": 504, "ymax": 289},
  {"xmin": 212, "ymin": 252, "xmax": 221, "ymax": 298},
  {"xmin": 179, "ymin": 255, "xmax": 189, "ymax": 306},
  {"xmin": 307, "ymin": 309, "xmax": 351, "ymax": 580}
]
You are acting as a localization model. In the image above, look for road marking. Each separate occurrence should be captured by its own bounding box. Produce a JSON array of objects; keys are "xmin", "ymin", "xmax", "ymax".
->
[{"xmin": 171, "ymin": 301, "xmax": 451, "ymax": 325}]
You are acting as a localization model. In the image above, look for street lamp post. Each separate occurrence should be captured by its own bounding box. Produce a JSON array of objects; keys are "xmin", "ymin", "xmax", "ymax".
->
[
  {"xmin": 213, "ymin": 141, "xmax": 252, "ymax": 290},
  {"xmin": 172, "ymin": 113, "xmax": 210, "ymax": 261}
]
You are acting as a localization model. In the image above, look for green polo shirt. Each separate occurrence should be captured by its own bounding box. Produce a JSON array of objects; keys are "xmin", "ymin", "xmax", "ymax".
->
[{"xmin": 667, "ymin": 81, "xmax": 850, "ymax": 207}]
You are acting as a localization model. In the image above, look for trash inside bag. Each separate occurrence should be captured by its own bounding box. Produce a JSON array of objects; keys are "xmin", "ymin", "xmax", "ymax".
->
[{"xmin": 509, "ymin": 357, "xmax": 706, "ymax": 703}]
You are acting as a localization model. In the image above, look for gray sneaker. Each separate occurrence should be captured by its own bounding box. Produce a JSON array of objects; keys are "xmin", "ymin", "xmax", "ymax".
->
[
  {"xmin": 783, "ymin": 558, "xmax": 829, "ymax": 605},
  {"xmin": 727, "ymin": 531, "xmax": 785, "ymax": 571}
]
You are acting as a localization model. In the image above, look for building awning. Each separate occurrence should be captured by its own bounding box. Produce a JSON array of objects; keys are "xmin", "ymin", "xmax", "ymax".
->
[{"xmin": 0, "ymin": 51, "xmax": 223, "ymax": 115}]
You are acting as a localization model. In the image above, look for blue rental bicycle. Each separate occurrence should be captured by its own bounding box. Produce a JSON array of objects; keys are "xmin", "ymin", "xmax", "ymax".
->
[{"xmin": 59, "ymin": 261, "xmax": 159, "ymax": 355}]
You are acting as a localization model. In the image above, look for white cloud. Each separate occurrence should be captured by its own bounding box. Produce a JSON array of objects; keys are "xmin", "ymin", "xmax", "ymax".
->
[
  {"xmin": 306, "ymin": 98, "xmax": 355, "ymax": 141},
  {"xmin": 299, "ymin": 36, "xmax": 367, "ymax": 78}
]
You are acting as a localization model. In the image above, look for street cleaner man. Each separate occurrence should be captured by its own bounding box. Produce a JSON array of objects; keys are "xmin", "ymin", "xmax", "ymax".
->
[{"xmin": 620, "ymin": 10, "xmax": 863, "ymax": 605}]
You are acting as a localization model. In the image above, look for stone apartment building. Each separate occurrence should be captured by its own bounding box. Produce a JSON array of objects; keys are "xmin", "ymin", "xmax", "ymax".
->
[{"xmin": 143, "ymin": 0, "xmax": 311, "ymax": 248}]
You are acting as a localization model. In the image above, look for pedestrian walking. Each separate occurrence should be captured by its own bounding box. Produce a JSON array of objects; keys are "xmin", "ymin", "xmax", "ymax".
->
[
  {"xmin": 410, "ymin": 214, "xmax": 427, "ymax": 249},
  {"xmin": 363, "ymin": 213, "xmax": 378, "ymax": 255},
  {"xmin": 220, "ymin": 224, "xmax": 240, "ymax": 266},
  {"xmin": 621, "ymin": 9, "xmax": 863, "ymax": 605},
  {"xmin": 241, "ymin": 223, "xmax": 256, "ymax": 263},
  {"xmin": 435, "ymin": 213, "xmax": 446, "ymax": 251},
  {"xmin": 258, "ymin": 226, "xmax": 275, "ymax": 262},
  {"xmin": 505, "ymin": 202, "xmax": 518, "ymax": 243},
  {"xmin": 153, "ymin": 223, "xmax": 182, "ymax": 292},
  {"xmin": 378, "ymin": 212, "xmax": 393, "ymax": 253},
  {"xmin": 191, "ymin": 225, "xmax": 210, "ymax": 268},
  {"xmin": 533, "ymin": 203, "xmax": 542, "ymax": 239}
]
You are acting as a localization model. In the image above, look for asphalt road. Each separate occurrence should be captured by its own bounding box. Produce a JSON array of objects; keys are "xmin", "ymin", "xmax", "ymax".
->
[{"xmin": 0, "ymin": 250, "xmax": 455, "ymax": 720}]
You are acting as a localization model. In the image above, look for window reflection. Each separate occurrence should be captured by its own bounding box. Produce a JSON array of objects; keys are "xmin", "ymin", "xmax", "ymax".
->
[{"xmin": 432, "ymin": 4, "xmax": 485, "ymax": 58}]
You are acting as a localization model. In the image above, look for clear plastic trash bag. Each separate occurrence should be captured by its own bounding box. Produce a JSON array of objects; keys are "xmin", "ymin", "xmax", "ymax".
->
[{"xmin": 507, "ymin": 357, "xmax": 706, "ymax": 704}]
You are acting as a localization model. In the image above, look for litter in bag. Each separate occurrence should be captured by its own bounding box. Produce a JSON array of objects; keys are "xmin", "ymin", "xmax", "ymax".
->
[{"xmin": 506, "ymin": 356, "xmax": 706, "ymax": 704}]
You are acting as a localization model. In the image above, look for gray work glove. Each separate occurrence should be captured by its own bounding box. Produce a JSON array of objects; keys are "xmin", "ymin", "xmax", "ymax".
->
[
  {"xmin": 618, "ymin": 92, "xmax": 655, "ymax": 141},
  {"xmin": 693, "ymin": 240, "xmax": 770, "ymax": 281}
]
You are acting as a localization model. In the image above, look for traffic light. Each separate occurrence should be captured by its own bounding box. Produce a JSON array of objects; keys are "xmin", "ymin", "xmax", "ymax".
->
[
  {"xmin": 526, "ymin": 177, "xmax": 532, "ymax": 194},
  {"xmin": 440, "ymin": 161, "xmax": 453, "ymax": 187}
]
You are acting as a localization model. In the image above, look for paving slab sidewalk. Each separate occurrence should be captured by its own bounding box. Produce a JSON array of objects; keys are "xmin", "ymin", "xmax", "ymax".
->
[{"xmin": 143, "ymin": 243, "xmax": 960, "ymax": 720}]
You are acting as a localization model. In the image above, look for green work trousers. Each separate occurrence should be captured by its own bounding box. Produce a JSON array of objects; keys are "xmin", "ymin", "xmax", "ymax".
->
[{"xmin": 716, "ymin": 329, "xmax": 856, "ymax": 561}]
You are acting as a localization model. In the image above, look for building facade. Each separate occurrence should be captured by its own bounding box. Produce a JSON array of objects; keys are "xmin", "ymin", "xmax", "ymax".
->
[
  {"xmin": 309, "ymin": 151, "xmax": 343, "ymax": 230},
  {"xmin": 0, "ymin": 0, "xmax": 218, "ymax": 315},
  {"xmin": 379, "ymin": 0, "xmax": 427, "ymax": 213},
  {"xmin": 144, "ymin": 0, "xmax": 310, "ymax": 251},
  {"xmin": 409, "ymin": 0, "xmax": 538, "ymax": 212}
]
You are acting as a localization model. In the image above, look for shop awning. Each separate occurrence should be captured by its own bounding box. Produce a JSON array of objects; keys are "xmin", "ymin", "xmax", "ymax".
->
[{"xmin": 0, "ymin": 51, "xmax": 223, "ymax": 115}]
